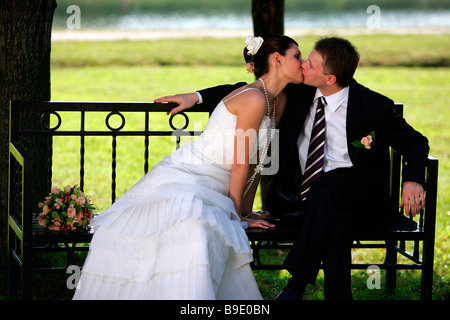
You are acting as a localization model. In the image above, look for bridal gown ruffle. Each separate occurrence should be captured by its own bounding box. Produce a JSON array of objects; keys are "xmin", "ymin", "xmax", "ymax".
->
[{"xmin": 73, "ymin": 96, "xmax": 268, "ymax": 300}]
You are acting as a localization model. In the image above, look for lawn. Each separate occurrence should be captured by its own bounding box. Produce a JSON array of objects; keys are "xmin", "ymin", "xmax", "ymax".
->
[{"xmin": 4, "ymin": 34, "xmax": 448, "ymax": 300}]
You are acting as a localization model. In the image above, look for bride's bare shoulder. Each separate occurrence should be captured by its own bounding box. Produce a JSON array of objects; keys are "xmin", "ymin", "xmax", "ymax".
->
[{"xmin": 222, "ymin": 85, "xmax": 264, "ymax": 115}]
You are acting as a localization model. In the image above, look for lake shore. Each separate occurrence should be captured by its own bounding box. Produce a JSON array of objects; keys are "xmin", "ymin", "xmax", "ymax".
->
[{"xmin": 52, "ymin": 26, "xmax": 450, "ymax": 41}]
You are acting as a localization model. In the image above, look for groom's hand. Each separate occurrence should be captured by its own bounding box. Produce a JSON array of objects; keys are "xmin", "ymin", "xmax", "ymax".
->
[
  {"xmin": 249, "ymin": 211, "xmax": 273, "ymax": 221},
  {"xmin": 399, "ymin": 181, "xmax": 425, "ymax": 217},
  {"xmin": 154, "ymin": 93, "xmax": 199, "ymax": 115}
]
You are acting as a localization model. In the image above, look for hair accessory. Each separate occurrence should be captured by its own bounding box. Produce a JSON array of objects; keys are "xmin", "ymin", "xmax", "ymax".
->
[
  {"xmin": 246, "ymin": 62, "xmax": 255, "ymax": 74},
  {"xmin": 245, "ymin": 35, "xmax": 264, "ymax": 56}
]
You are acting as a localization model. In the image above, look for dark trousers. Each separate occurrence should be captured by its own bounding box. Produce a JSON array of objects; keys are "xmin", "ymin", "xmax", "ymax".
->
[{"xmin": 283, "ymin": 168, "xmax": 382, "ymax": 300}]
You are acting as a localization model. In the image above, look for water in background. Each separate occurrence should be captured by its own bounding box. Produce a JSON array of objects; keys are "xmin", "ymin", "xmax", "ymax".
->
[{"xmin": 53, "ymin": 0, "xmax": 450, "ymax": 30}]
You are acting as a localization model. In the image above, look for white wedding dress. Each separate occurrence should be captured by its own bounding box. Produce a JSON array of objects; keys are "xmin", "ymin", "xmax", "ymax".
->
[{"xmin": 73, "ymin": 90, "xmax": 269, "ymax": 300}]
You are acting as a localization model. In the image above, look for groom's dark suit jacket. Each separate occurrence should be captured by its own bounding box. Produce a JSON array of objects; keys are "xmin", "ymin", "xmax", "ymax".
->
[{"xmin": 199, "ymin": 80, "xmax": 429, "ymax": 217}]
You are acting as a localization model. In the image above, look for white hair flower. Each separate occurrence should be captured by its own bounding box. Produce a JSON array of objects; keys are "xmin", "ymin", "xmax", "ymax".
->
[{"xmin": 245, "ymin": 35, "xmax": 264, "ymax": 56}]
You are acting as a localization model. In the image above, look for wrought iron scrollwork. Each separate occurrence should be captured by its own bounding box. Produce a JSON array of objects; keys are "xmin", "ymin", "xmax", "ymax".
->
[
  {"xmin": 40, "ymin": 111, "xmax": 62, "ymax": 131},
  {"xmin": 105, "ymin": 111, "xmax": 126, "ymax": 131},
  {"xmin": 169, "ymin": 112, "xmax": 189, "ymax": 130}
]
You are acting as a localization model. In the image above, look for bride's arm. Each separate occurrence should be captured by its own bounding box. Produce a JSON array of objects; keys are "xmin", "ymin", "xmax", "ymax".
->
[
  {"xmin": 240, "ymin": 163, "xmax": 260, "ymax": 217},
  {"xmin": 228, "ymin": 93, "xmax": 275, "ymax": 230},
  {"xmin": 240, "ymin": 93, "xmax": 287, "ymax": 226},
  {"xmin": 229, "ymin": 102, "xmax": 264, "ymax": 218}
]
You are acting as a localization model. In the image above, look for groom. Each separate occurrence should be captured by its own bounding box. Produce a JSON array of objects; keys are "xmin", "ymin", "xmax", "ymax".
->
[{"xmin": 156, "ymin": 37, "xmax": 429, "ymax": 299}]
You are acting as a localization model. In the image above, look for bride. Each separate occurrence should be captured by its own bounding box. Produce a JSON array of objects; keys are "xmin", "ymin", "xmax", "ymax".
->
[{"xmin": 73, "ymin": 34, "xmax": 304, "ymax": 300}]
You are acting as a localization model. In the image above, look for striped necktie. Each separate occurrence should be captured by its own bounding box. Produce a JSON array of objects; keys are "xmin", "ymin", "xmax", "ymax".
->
[{"xmin": 299, "ymin": 96, "xmax": 326, "ymax": 201}]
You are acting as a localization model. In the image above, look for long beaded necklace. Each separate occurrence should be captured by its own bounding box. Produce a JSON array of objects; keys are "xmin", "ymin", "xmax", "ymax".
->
[{"xmin": 242, "ymin": 78, "xmax": 277, "ymax": 198}]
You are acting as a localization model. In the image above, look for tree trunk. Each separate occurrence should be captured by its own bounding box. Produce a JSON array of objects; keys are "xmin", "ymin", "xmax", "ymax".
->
[
  {"xmin": 251, "ymin": 0, "xmax": 284, "ymax": 210},
  {"xmin": 252, "ymin": 0, "xmax": 285, "ymax": 37},
  {"xmin": 0, "ymin": 0, "xmax": 57, "ymax": 251}
]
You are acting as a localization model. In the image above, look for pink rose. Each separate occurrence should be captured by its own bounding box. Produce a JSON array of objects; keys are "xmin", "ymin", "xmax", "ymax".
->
[
  {"xmin": 67, "ymin": 205, "xmax": 77, "ymax": 218},
  {"xmin": 42, "ymin": 205, "xmax": 50, "ymax": 214},
  {"xmin": 38, "ymin": 202, "xmax": 45, "ymax": 208},
  {"xmin": 51, "ymin": 186, "xmax": 60, "ymax": 194},
  {"xmin": 38, "ymin": 216, "xmax": 46, "ymax": 226},
  {"xmin": 360, "ymin": 135, "xmax": 373, "ymax": 149},
  {"xmin": 52, "ymin": 216, "xmax": 61, "ymax": 227},
  {"xmin": 74, "ymin": 215, "xmax": 83, "ymax": 226},
  {"xmin": 65, "ymin": 185, "xmax": 72, "ymax": 192},
  {"xmin": 246, "ymin": 62, "xmax": 255, "ymax": 74},
  {"xmin": 70, "ymin": 194, "xmax": 77, "ymax": 201},
  {"xmin": 75, "ymin": 196, "xmax": 85, "ymax": 205},
  {"xmin": 48, "ymin": 225, "xmax": 60, "ymax": 231}
]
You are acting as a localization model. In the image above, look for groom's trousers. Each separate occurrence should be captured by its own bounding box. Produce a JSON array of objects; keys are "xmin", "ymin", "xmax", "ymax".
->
[{"xmin": 283, "ymin": 167, "xmax": 392, "ymax": 300}]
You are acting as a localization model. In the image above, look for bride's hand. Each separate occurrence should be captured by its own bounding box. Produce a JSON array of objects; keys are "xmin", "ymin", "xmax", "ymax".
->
[
  {"xmin": 245, "ymin": 218, "xmax": 275, "ymax": 229},
  {"xmin": 154, "ymin": 93, "xmax": 199, "ymax": 115}
]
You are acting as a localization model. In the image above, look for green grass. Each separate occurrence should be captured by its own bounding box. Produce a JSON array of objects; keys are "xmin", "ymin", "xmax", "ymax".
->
[
  {"xmin": 51, "ymin": 34, "xmax": 450, "ymax": 68},
  {"xmin": 3, "ymin": 34, "xmax": 448, "ymax": 300}
]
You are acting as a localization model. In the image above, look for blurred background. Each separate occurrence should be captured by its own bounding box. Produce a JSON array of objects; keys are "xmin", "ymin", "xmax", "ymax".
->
[{"xmin": 52, "ymin": 0, "xmax": 450, "ymax": 31}]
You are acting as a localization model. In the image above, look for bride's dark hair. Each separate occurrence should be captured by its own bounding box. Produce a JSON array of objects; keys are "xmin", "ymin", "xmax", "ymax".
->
[{"xmin": 244, "ymin": 34, "xmax": 298, "ymax": 78}]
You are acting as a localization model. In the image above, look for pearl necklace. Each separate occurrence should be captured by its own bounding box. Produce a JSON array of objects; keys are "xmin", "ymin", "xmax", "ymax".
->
[{"xmin": 242, "ymin": 78, "xmax": 277, "ymax": 198}]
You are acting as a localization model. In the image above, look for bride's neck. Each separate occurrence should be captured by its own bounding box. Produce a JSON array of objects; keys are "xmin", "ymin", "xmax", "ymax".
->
[{"xmin": 259, "ymin": 76, "xmax": 285, "ymax": 103}]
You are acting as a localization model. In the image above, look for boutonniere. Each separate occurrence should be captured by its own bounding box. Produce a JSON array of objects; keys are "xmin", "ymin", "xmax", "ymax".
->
[{"xmin": 352, "ymin": 131, "xmax": 375, "ymax": 149}]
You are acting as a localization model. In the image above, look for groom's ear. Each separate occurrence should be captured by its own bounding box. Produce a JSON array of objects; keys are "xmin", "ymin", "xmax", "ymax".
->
[{"xmin": 326, "ymin": 74, "xmax": 337, "ymax": 86}]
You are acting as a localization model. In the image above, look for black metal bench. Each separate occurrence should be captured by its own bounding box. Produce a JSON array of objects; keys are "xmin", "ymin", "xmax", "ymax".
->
[{"xmin": 8, "ymin": 101, "xmax": 438, "ymax": 300}]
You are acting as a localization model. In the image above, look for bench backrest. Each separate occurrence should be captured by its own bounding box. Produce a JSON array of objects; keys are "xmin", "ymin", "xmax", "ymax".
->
[{"xmin": 8, "ymin": 101, "xmax": 437, "ymax": 236}]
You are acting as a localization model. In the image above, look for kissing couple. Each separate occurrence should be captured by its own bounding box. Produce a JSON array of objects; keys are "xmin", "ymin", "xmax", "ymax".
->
[{"xmin": 74, "ymin": 34, "xmax": 428, "ymax": 300}]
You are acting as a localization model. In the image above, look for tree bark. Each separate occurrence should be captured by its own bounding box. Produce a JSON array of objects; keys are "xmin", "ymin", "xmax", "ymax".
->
[
  {"xmin": 0, "ymin": 0, "xmax": 57, "ymax": 251},
  {"xmin": 252, "ymin": 0, "xmax": 285, "ymax": 37},
  {"xmin": 251, "ymin": 0, "xmax": 284, "ymax": 210}
]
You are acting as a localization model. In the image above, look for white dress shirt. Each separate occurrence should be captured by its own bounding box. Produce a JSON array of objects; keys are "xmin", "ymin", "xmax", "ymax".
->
[{"xmin": 297, "ymin": 86, "xmax": 353, "ymax": 173}]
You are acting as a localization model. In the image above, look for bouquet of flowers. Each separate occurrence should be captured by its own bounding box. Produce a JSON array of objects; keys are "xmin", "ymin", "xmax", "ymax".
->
[{"xmin": 37, "ymin": 185, "xmax": 95, "ymax": 232}]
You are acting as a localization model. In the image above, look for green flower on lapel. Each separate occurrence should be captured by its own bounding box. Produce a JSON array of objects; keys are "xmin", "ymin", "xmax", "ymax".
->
[{"xmin": 352, "ymin": 131, "xmax": 375, "ymax": 149}]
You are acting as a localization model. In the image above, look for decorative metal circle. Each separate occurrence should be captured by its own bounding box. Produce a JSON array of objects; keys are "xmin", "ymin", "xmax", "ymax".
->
[
  {"xmin": 105, "ymin": 111, "xmax": 125, "ymax": 131},
  {"xmin": 41, "ymin": 111, "xmax": 62, "ymax": 131},
  {"xmin": 169, "ymin": 112, "xmax": 189, "ymax": 130}
]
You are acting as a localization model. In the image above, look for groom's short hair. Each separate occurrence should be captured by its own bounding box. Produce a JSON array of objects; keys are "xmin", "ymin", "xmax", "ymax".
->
[{"xmin": 314, "ymin": 37, "xmax": 360, "ymax": 87}]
